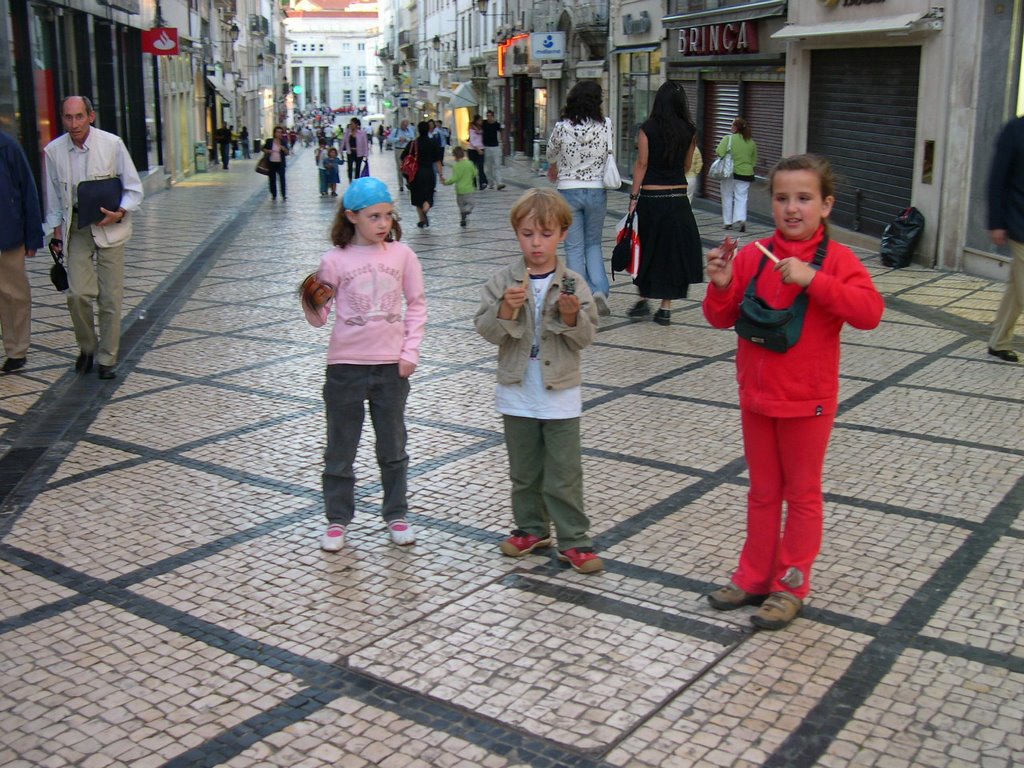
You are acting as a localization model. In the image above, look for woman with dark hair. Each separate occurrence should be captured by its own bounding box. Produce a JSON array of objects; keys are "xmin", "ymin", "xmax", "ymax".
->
[
  {"xmin": 626, "ymin": 81, "xmax": 704, "ymax": 325},
  {"xmin": 717, "ymin": 117, "xmax": 758, "ymax": 232},
  {"xmin": 343, "ymin": 118, "xmax": 370, "ymax": 181},
  {"xmin": 261, "ymin": 126, "xmax": 290, "ymax": 201},
  {"xmin": 545, "ymin": 80, "xmax": 613, "ymax": 316},
  {"xmin": 402, "ymin": 121, "xmax": 444, "ymax": 227}
]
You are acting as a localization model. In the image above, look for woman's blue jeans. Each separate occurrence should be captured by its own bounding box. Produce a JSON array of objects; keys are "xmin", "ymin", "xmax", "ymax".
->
[{"xmin": 560, "ymin": 187, "xmax": 609, "ymax": 297}]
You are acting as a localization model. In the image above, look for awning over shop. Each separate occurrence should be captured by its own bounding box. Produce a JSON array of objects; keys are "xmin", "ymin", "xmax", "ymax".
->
[
  {"xmin": 609, "ymin": 43, "xmax": 660, "ymax": 54},
  {"xmin": 438, "ymin": 83, "xmax": 478, "ymax": 109},
  {"xmin": 206, "ymin": 77, "xmax": 232, "ymax": 102},
  {"xmin": 771, "ymin": 11, "xmax": 941, "ymax": 40}
]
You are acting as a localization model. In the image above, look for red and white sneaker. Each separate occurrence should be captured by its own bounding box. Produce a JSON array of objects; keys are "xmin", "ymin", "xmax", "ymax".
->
[
  {"xmin": 557, "ymin": 548, "xmax": 603, "ymax": 574},
  {"xmin": 499, "ymin": 529, "xmax": 552, "ymax": 557},
  {"xmin": 320, "ymin": 524, "xmax": 346, "ymax": 552},
  {"xmin": 388, "ymin": 519, "xmax": 416, "ymax": 546}
]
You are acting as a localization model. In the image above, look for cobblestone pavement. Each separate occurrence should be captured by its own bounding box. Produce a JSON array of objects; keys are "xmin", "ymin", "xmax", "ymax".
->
[{"xmin": 1, "ymin": 146, "xmax": 1021, "ymax": 768}]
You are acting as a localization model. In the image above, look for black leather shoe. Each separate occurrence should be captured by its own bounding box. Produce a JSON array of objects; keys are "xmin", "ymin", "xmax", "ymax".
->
[
  {"xmin": 988, "ymin": 347, "xmax": 1019, "ymax": 362},
  {"xmin": 653, "ymin": 308, "xmax": 672, "ymax": 326},
  {"xmin": 627, "ymin": 299, "xmax": 651, "ymax": 318},
  {"xmin": 2, "ymin": 357, "xmax": 26, "ymax": 373},
  {"xmin": 75, "ymin": 352, "xmax": 94, "ymax": 373},
  {"xmin": 98, "ymin": 364, "xmax": 117, "ymax": 380}
]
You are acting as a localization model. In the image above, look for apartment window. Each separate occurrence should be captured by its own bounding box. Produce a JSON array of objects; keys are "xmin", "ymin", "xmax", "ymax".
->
[
  {"xmin": 343, "ymin": 66, "xmax": 351, "ymax": 77},
  {"xmin": 358, "ymin": 66, "xmax": 366, "ymax": 77},
  {"xmin": 319, "ymin": 44, "xmax": 325, "ymax": 51},
  {"xmin": 358, "ymin": 89, "xmax": 366, "ymax": 103},
  {"xmin": 358, "ymin": 43, "xmax": 365, "ymax": 51},
  {"xmin": 343, "ymin": 89, "xmax": 352, "ymax": 103},
  {"xmin": 343, "ymin": 43, "xmax": 350, "ymax": 50}
]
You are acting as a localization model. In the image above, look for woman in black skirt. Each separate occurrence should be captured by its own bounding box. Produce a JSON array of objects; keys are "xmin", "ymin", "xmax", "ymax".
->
[
  {"xmin": 625, "ymin": 81, "xmax": 704, "ymax": 325},
  {"xmin": 402, "ymin": 121, "xmax": 444, "ymax": 227}
]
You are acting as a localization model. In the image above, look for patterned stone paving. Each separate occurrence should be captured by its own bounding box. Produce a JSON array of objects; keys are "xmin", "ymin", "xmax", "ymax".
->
[{"xmin": 0, "ymin": 147, "xmax": 1021, "ymax": 767}]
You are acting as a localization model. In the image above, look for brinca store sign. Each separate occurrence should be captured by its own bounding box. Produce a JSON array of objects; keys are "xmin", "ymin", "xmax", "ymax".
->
[{"xmin": 677, "ymin": 21, "xmax": 759, "ymax": 56}]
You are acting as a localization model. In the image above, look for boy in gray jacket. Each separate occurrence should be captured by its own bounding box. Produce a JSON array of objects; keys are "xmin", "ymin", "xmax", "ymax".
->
[{"xmin": 474, "ymin": 189, "xmax": 602, "ymax": 573}]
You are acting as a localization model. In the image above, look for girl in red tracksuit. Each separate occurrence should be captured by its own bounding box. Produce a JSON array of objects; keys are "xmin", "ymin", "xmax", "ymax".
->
[{"xmin": 702, "ymin": 154, "xmax": 884, "ymax": 631}]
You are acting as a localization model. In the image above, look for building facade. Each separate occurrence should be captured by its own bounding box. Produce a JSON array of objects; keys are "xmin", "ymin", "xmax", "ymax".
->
[
  {"xmin": 1, "ymin": 0, "xmax": 287, "ymax": 187},
  {"xmin": 284, "ymin": 0, "xmax": 378, "ymax": 113}
]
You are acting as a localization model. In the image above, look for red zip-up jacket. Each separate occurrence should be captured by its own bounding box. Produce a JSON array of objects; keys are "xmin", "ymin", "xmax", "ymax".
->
[{"xmin": 703, "ymin": 226, "xmax": 884, "ymax": 418}]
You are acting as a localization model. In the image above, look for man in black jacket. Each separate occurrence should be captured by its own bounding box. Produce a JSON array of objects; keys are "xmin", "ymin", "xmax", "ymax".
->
[
  {"xmin": 987, "ymin": 116, "xmax": 1024, "ymax": 362},
  {"xmin": 214, "ymin": 124, "xmax": 233, "ymax": 169},
  {"xmin": 0, "ymin": 131, "xmax": 44, "ymax": 373}
]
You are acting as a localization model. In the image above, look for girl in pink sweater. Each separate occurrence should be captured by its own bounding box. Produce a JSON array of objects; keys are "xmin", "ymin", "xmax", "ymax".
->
[
  {"xmin": 702, "ymin": 155, "xmax": 883, "ymax": 630},
  {"xmin": 302, "ymin": 177, "xmax": 427, "ymax": 552}
]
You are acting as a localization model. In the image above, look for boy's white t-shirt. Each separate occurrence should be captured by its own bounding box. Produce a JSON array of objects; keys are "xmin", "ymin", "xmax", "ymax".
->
[{"xmin": 495, "ymin": 272, "xmax": 582, "ymax": 419}]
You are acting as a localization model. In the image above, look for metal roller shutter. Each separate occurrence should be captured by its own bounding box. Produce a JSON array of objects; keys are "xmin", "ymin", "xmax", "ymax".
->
[
  {"xmin": 701, "ymin": 81, "xmax": 739, "ymax": 202},
  {"xmin": 807, "ymin": 47, "xmax": 920, "ymax": 236},
  {"xmin": 681, "ymin": 80, "xmax": 698, "ymax": 122},
  {"xmin": 745, "ymin": 82, "xmax": 784, "ymax": 177}
]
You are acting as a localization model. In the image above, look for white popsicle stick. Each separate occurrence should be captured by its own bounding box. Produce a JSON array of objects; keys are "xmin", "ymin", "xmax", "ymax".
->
[{"xmin": 754, "ymin": 240, "xmax": 780, "ymax": 264}]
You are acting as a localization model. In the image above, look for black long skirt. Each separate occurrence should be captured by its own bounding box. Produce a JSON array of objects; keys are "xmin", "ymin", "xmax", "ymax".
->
[{"xmin": 633, "ymin": 189, "xmax": 704, "ymax": 300}]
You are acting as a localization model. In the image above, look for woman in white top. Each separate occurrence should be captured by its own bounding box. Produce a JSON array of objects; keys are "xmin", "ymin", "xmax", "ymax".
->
[{"xmin": 546, "ymin": 81, "xmax": 613, "ymax": 316}]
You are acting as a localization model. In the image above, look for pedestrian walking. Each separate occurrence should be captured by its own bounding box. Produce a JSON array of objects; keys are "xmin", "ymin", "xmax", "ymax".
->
[
  {"xmin": 0, "ymin": 131, "xmax": 44, "ymax": 374},
  {"xmin": 468, "ymin": 115, "xmax": 488, "ymax": 190},
  {"xmin": 482, "ymin": 110, "xmax": 506, "ymax": 189},
  {"xmin": 301, "ymin": 177, "xmax": 427, "ymax": 552},
  {"xmin": 214, "ymin": 124, "xmax": 232, "ymax": 169},
  {"xmin": 261, "ymin": 126, "xmax": 289, "ymax": 200},
  {"xmin": 315, "ymin": 140, "xmax": 329, "ymax": 196},
  {"xmin": 42, "ymin": 95, "xmax": 144, "ymax": 379},
  {"xmin": 702, "ymin": 154, "xmax": 884, "ymax": 630},
  {"xmin": 402, "ymin": 121, "xmax": 444, "ymax": 228},
  {"xmin": 391, "ymin": 119, "xmax": 416, "ymax": 193},
  {"xmin": 474, "ymin": 189, "xmax": 602, "ymax": 574},
  {"xmin": 717, "ymin": 118, "xmax": 757, "ymax": 232},
  {"xmin": 343, "ymin": 118, "xmax": 369, "ymax": 181},
  {"xmin": 443, "ymin": 146, "xmax": 477, "ymax": 226},
  {"xmin": 546, "ymin": 80, "xmax": 613, "ymax": 316},
  {"xmin": 240, "ymin": 127, "xmax": 251, "ymax": 159},
  {"xmin": 626, "ymin": 80, "xmax": 704, "ymax": 326},
  {"xmin": 322, "ymin": 147, "xmax": 341, "ymax": 197},
  {"xmin": 985, "ymin": 115, "xmax": 1024, "ymax": 362}
]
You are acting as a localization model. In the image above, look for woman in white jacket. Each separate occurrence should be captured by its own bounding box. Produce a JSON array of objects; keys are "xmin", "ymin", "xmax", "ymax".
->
[{"xmin": 546, "ymin": 81, "xmax": 613, "ymax": 316}]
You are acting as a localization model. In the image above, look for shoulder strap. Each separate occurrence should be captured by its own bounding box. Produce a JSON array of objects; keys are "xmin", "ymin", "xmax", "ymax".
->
[{"xmin": 744, "ymin": 235, "xmax": 829, "ymax": 299}]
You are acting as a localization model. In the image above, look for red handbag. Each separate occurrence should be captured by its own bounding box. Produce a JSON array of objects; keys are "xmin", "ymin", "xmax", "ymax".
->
[{"xmin": 400, "ymin": 140, "xmax": 419, "ymax": 183}]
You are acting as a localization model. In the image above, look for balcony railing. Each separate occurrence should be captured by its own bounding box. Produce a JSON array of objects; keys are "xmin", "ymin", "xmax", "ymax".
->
[{"xmin": 576, "ymin": 1, "xmax": 609, "ymax": 29}]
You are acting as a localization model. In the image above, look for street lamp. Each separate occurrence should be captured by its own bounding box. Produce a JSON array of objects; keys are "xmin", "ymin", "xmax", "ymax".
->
[
  {"xmin": 476, "ymin": 0, "xmax": 487, "ymax": 13},
  {"xmin": 432, "ymin": 35, "xmax": 441, "ymax": 50},
  {"xmin": 229, "ymin": 22, "xmax": 240, "ymax": 43},
  {"xmin": 257, "ymin": 53, "xmax": 264, "ymax": 67}
]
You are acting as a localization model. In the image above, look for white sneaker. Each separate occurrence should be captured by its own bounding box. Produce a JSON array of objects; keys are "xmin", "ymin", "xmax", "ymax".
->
[
  {"xmin": 594, "ymin": 294, "xmax": 611, "ymax": 317},
  {"xmin": 321, "ymin": 524, "xmax": 346, "ymax": 552},
  {"xmin": 388, "ymin": 519, "xmax": 416, "ymax": 546}
]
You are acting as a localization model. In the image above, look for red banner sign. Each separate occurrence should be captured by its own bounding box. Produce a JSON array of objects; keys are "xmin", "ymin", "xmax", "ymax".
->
[
  {"xmin": 678, "ymin": 21, "xmax": 759, "ymax": 56},
  {"xmin": 142, "ymin": 28, "xmax": 180, "ymax": 56}
]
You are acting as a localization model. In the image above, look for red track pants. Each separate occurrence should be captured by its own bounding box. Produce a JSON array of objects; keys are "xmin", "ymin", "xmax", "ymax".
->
[{"xmin": 732, "ymin": 409, "xmax": 835, "ymax": 600}]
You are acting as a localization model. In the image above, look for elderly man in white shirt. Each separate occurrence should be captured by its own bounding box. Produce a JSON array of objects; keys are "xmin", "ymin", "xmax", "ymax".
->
[
  {"xmin": 391, "ymin": 119, "xmax": 416, "ymax": 193},
  {"xmin": 42, "ymin": 95, "xmax": 143, "ymax": 379}
]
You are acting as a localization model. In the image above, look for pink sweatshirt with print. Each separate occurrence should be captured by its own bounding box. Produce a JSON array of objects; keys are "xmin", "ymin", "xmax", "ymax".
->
[{"xmin": 303, "ymin": 241, "xmax": 427, "ymax": 366}]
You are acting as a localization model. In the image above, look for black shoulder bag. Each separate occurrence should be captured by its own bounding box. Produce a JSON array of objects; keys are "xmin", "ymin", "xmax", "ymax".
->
[{"xmin": 734, "ymin": 237, "xmax": 828, "ymax": 353}]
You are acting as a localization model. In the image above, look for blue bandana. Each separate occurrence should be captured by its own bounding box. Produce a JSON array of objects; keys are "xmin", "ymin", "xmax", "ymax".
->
[{"xmin": 342, "ymin": 177, "xmax": 393, "ymax": 211}]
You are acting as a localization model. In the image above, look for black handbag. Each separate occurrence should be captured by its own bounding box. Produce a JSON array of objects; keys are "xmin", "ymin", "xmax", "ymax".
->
[
  {"xmin": 611, "ymin": 212, "xmax": 638, "ymax": 275},
  {"xmin": 734, "ymin": 238, "xmax": 828, "ymax": 353},
  {"xmin": 255, "ymin": 155, "xmax": 272, "ymax": 175},
  {"xmin": 48, "ymin": 241, "xmax": 69, "ymax": 291}
]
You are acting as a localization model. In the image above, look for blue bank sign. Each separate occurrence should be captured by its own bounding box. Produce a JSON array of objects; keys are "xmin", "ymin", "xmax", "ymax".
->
[{"xmin": 531, "ymin": 32, "xmax": 566, "ymax": 59}]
